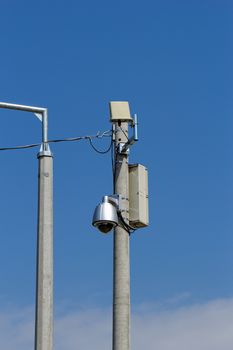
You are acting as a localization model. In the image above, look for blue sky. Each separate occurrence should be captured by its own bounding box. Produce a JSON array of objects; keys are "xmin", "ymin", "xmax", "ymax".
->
[{"xmin": 0, "ymin": 0, "xmax": 233, "ymax": 348}]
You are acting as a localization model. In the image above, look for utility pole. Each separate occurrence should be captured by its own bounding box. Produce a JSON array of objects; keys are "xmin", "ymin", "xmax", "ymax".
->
[
  {"xmin": 35, "ymin": 148, "xmax": 53, "ymax": 350},
  {"xmin": 110, "ymin": 102, "xmax": 132, "ymax": 350},
  {"xmin": 93, "ymin": 101, "xmax": 148, "ymax": 349},
  {"xmin": 35, "ymin": 110, "xmax": 53, "ymax": 350}
]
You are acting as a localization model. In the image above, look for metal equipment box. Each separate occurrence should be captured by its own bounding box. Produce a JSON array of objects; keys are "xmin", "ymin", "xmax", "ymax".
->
[
  {"xmin": 129, "ymin": 164, "xmax": 149, "ymax": 228},
  {"xmin": 109, "ymin": 101, "xmax": 132, "ymax": 122}
]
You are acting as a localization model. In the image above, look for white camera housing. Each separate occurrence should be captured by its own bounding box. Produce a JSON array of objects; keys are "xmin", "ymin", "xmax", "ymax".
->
[{"xmin": 92, "ymin": 195, "xmax": 120, "ymax": 233}]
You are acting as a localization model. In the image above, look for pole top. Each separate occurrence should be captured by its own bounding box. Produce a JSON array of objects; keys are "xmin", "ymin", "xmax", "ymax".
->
[{"xmin": 109, "ymin": 101, "xmax": 132, "ymax": 122}]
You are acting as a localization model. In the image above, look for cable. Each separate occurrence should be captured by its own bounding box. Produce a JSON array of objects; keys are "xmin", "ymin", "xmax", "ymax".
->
[
  {"xmin": 111, "ymin": 126, "xmax": 116, "ymax": 193},
  {"xmin": 118, "ymin": 211, "xmax": 137, "ymax": 234},
  {"xmin": 48, "ymin": 136, "xmax": 86, "ymax": 143},
  {"xmin": 0, "ymin": 130, "xmax": 112, "ymax": 152},
  {"xmin": 111, "ymin": 126, "xmax": 135, "ymax": 234},
  {"xmin": 0, "ymin": 143, "xmax": 41, "ymax": 151},
  {"xmin": 88, "ymin": 137, "xmax": 112, "ymax": 154},
  {"xmin": 119, "ymin": 125, "xmax": 129, "ymax": 141}
]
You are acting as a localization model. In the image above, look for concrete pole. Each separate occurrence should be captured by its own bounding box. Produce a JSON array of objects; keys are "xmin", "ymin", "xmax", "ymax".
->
[
  {"xmin": 0, "ymin": 102, "xmax": 52, "ymax": 349},
  {"xmin": 113, "ymin": 121, "xmax": 130, "ymax": 350},
  {"xmin": 35, "ymin": 152, "xmax": 53, "ymax": 350}
]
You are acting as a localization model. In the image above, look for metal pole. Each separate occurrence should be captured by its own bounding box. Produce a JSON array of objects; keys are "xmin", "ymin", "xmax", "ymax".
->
[
  {"xmin": 0, "ymin": 102, "xmax": 49, "ymax": 147},
  {"xmin": 113, "ymin": 121, "xmax": 130, "ymax": 350},
  {"xmin": 35, "ymin": 149, "xmax": 53, "ymax": 350},
  {"xmin": 0, "ymin": 102, "xmax": 45, "ymax": 114}
]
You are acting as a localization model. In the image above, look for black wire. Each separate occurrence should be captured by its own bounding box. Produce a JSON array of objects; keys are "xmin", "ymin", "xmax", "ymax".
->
[
  {"xmin": 111, "ymin": 127, "xmax": 116, "ymax": 193},
  {"xmin": 111, "ymin": 126, "xmax": 135, "ymax": 233},
  {"xmin": 119, "ymin": 125, "xmax": 129, "ymax": 141},
  {"xmin": 88, "ymin": 136, "xmax": 113, "ymax": 154},
  {"xmin": 118, "ymin": 211, "xmax": 137, "ymax": 234},
  {"xmin": 48, "ymin": 136, "xmax": 85, "ymax": 143},
  {"xmin": 111, "ymin": 144, "xmax": 115, "ymax": 192},
  {"xmin": 0, "ymin": 143, "xmax": 41, "ymax": 151},
  {"xmin": 0, "ymin": 131, "xmax": 112, "ymax": 152}
]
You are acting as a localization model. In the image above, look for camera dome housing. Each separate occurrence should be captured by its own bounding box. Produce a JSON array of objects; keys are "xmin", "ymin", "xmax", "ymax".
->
[{"xmin": 92, "ymin": 197, "xmax": 118, "ymax": 233}]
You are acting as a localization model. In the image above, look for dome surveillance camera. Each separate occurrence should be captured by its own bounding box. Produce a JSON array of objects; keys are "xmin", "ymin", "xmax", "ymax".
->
[
  {"xmin": 94, "ymin": 221, "xmax": 116, "ymax": 234},
  {"xmin": 92, "ymin": 196, "xmax": 119, "ymax": 234}
]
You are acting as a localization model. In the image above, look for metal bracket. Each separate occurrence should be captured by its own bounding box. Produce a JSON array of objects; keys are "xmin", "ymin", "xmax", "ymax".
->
[
  {"xmin": 118, "ymin": 114, "xmax": 138, "ymax": 154},
  {"xmin": 37, "ymin": 141, "xmax": 52, "ymax": 158},
  {"xmin": 102, "ymin": 194, "xmax": 123, "ymax": 211},
  {"xmin": 118, "ymin": 143, "xmax": 130, "ymax": 154},
  {"xmin": 34, "ymin": 113, "xmax": 43, "ymax": 122}
]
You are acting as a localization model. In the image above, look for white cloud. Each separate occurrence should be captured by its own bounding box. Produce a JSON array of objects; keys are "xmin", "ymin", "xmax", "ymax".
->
[
  {"xmin": 55, "ymin": 308, "xmax": 111, "ymax": 350},
  {"xmin": 0, "ymin": 307, "xmax": 34, "ymax": 350},
  {"xmin": 132, "ymin": 298, "xmax": 233, "ymax": 350},
  {"xmin": 0, "ymin": 298, "xmax": 233, "ymax": 349}
]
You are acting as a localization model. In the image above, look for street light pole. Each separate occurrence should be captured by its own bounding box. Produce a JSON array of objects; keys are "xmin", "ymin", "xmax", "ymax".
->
[
  {"xmin": 35, "ymin": 149, "xmax": 53, "ymax": 350},
  {"xmin": 0, "ymin": 102, "xmax": 53, "ymax": 350}
]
